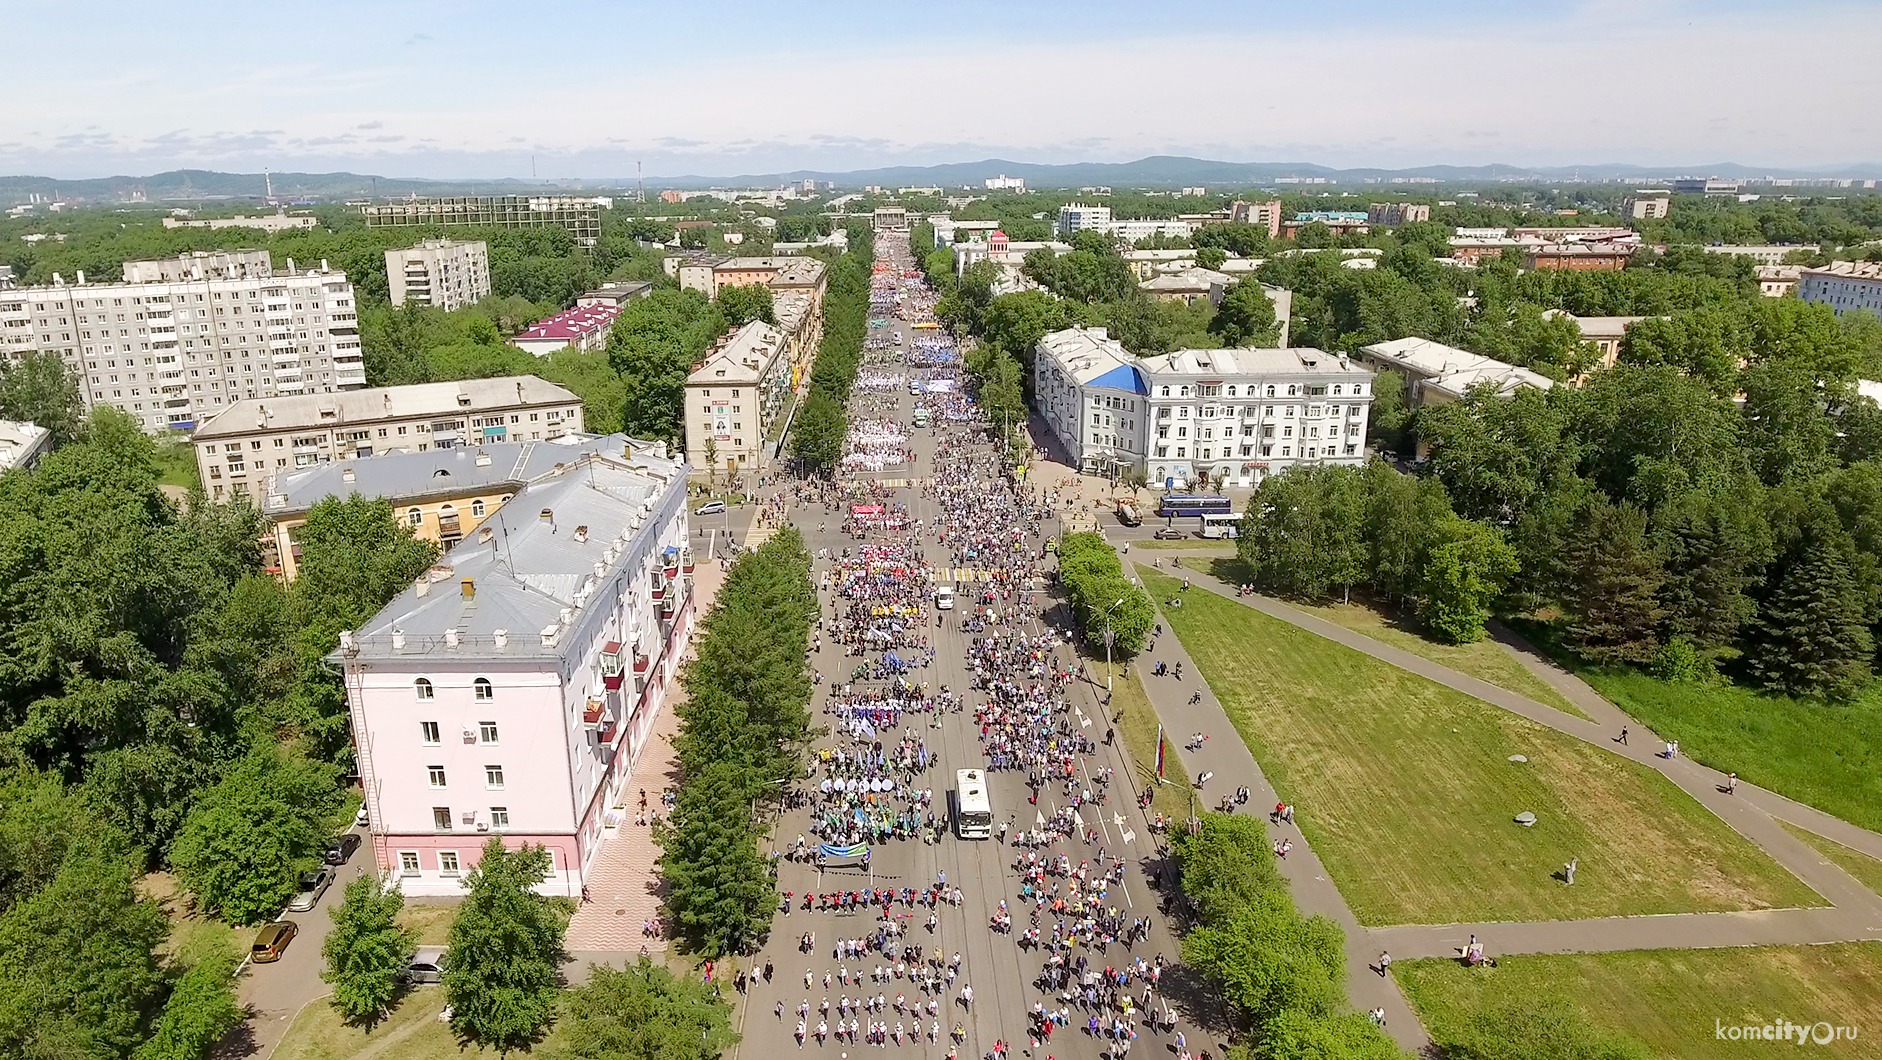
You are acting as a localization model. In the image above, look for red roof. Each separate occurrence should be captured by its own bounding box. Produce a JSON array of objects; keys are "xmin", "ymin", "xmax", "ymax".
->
[{"xmin": 517, "ymin": 303, "xmax": 622, "ymax": 342}]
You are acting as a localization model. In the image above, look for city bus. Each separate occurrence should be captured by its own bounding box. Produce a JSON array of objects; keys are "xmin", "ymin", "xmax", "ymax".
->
[
  {"xmin": 1200, "ymin": 512, "xmax": 1241, "ymax": 539},
  {"xmin": 954, "ymin": 768, "xmax": 993, "ymax": 839},
  {"xmin": 1157, "ymin": 494, "xmax": 1233, "ymax": 518}
]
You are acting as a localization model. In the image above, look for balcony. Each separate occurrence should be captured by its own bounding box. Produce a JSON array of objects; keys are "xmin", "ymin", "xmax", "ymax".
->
[
  {"xmin": 681, "ymin": 547, "xmax": 695, "ymax": 573},
  {"xmin": 582, "ymin": 699, "xmax": 605, "ymax": 729}
]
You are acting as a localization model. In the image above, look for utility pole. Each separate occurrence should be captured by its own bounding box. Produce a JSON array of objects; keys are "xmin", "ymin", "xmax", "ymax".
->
[{"xmin": 638, "ymin": 160, "xmax": 646, "ymax": 204}]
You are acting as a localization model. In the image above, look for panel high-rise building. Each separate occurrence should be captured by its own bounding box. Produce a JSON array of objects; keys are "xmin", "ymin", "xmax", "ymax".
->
[{"xmin": 386, "ymin": 239, "xmax": 491, "ymax": 311}]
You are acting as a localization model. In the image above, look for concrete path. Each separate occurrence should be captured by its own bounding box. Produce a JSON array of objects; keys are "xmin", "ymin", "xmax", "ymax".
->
[
  {"xmin": 1140, "ymin": 559, "xmax": 1882, "ymax": 963},
  {"xmin": 1126, "ymin": 587, "xmax": 1433, "ymax": 1053}
]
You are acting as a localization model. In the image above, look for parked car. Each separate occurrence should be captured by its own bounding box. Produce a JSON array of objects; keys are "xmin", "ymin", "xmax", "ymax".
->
[
  {"xmin": 694, "ymin": 500, "xmax": 727, "ymax": 516},
  {"xmin": 251, "ymin": 920, "xmax": 299, "ymax": 963},
  {"xmin": 286, "ymin": 868, "xmax": 333, "ymax": 912},
  {"xmin": 1153, "ymin": 528, "xmax": 1188, "ymax": 540},
  {"xmin": 324, "ymin": 834, "xmax": 361, "ymax": 865},
  {"xmin": 406, "ymin": 946, "xmax": 447, "ymax": 984}
]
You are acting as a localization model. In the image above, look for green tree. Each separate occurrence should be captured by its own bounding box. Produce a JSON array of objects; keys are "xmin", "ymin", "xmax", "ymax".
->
[
  {"xmin": 1208, "ymin": 281, "xmax": 1282, "ymax": 347},
  {"xmin": 293, "ymin": 495, "xmax": 439, "ymax": 627},
  {"xmin": 788, "ymin": 392, "xmax": 845, "ymax": 473},
  {"xmin": 0, "ymin": 348, "xmax": 86, "ymax": 445},
  {"xmin": 1416, "ymin": 518, "xmax": 1519, "ymax": 644},
  {"xmin": 0, "ymin": 851, "xmax": 169, "ymax": 1060},
  {"xmin": 444, "ymin": 839, "xmax": 569, "ymax": 1050},
  {"xmin": 322, "ymin": 875, "xmax": 417, "ymax": 1026},
  {"xmin": 1654, "ymin": 488, "xmax": 1766, "ymax": 654},
  {"xmin": 167, "ymin": 748, "xmax": 342, "ymax": 924},
  {"xmin": 1195, "ymin": 246, "xmax": 1228, "ymax": 271},
  {"xmin": 549, "ymin": 960, "xmax": 738, "ymax": 1060},
  {"xmin": 715, "ymin": 283, "xmax": 776, "ymax": 328},
  {"xmin": 1565, "ymin": 500, "xmax": 1668, "ymax": 665},
  {"xmin": 657, "ymin": 759, "xmax": 775, "ymax": 957},
  {"xmin": 1745, "ymin": 517, "xmax": 1874, "ymax": 700},
  {"xmin": 132, "ymin": 950, "xmax": 243, "ymax": 1060},
  {"xmin": 609, "ymin": 289, "xmax": 726, "ymax": 442}
]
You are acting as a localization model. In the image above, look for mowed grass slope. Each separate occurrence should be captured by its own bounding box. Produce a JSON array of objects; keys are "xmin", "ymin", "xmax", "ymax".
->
[
  {"xmin": 1142, "ymin": 572, "xmax": 1820, "ymax": 925},
  {"xmin": 1780, "ymin": 822, "xmax": 1882, "ymax": 899},
  {"xmin": 1398, "ymin": 944, "xmax": 1882, "ymax": 1060}
]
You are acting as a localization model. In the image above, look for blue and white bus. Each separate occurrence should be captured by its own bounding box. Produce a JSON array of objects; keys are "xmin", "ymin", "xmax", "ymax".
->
[{"xmin": 1157, "ymin": 494, "xmax": 1233, "ymax": 518}]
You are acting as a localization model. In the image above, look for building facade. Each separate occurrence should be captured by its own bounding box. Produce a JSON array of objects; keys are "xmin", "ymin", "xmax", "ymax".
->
[
  {"xmin": 162, "ymin": 211, "xmax": 319, "ymax": 233},
  {"xmin": 1033, "ymin": 327, "xmax": 1373, "ymax": 489},
  {"xmin": 1800, "ymin": 261, "xmax": 1882, "ymax": 317},
  {"xmin": 1623, "ymin": 193, "xmax": 1672, "ymax": 220},
  {"xmin": 0, "ymin": 419, "xmax": 52, "ymax": 472},
  {"xmin": 1367, "ymin": 203, "xmax": 1431, "ymax": 226},
  {"xmin": 1229, "ymin": 199, "xmax": 1284, "ymax": 240},
  {"xmin": 1356, "ymin": 337, "xmax": 1555, "ymax": 407},
  {"xmin": 386, "ymin": 240, "xmax": 491, "ymax": 312},
  {"xmin": 0, "ymin": 250, "xmax": 360, "ymax": 434},
  {"xmin": 191, "ymin": 376, "xmax": 583, "ymax": 502},
  {"xmin": 684, "ymin": 320, "xmax": 792, "ymax": 473},
  {"xmin": 334, "ymin": 447, "xmax": 695, "ymax": 897},
  {"xmin": 361, "ymin": 196, "xmax": 607, "ymax": 246}
]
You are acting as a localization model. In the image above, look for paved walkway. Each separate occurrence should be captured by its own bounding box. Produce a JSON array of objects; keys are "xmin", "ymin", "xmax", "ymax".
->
[
  {"xmin": 1125, "ymin": 587, "xmax": 1433, "ymax": 1052},
  {"xmin": 1137, "ymin": 558, "xmax": 1882, "ymax": 964}
]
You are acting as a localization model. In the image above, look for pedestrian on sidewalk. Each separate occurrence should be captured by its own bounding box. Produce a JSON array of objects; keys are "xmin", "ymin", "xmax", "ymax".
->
[
  {"xmin": 1564, "ymin": 857, "xmax": 1577, "ymax": 885},
  {"xmin": 1617, "ymin": 726, "xmax": 1628, "ymax": 745},
  {"xmin": 1377, "ymin": 951, "xmax": 1391, "ymax": 977},
  {"xmin": 1726, "ymin": 772, "xmax": 1737, "ymax": 794}
]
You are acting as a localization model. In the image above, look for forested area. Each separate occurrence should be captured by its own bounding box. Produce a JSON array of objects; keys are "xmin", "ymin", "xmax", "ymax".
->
[
  {"xmin": 659, "ymin": 529, "xmax": 816, "ymax": 957},
  {"xmin": 0, "ymin": 401, "xmax": 437, "ymax": 1057}
]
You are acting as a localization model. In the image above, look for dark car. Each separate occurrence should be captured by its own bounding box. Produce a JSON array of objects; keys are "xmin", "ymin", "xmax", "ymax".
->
[
  {"xmin": 324, "ymin": 834, "xmax": 361, "ymax": 865},
  {"xmin": 1153, "ymin": 528, "xmax": 1188, "ymax": 540},
  {"xmin": 251, "ymin": 920, "xmax": 298, "ymax": 964}
]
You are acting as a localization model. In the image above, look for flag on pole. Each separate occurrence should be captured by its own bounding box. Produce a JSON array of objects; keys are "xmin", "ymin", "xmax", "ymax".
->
[{"xmin": 1155, "ymin": 724, "xmax": 1166, "ymax": 780}]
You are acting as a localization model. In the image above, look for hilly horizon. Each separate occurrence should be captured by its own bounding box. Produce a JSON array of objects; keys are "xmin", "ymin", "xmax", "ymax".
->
[{"xmin": 3, "ymin": 155, "xmax": 1880, "ymax": 203}]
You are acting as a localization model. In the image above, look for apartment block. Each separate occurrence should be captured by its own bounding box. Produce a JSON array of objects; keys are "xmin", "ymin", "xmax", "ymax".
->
[
  {"xmin": 1356, "ymin": 337, "xmax": 1554, "ymax": 407},
  {"xmin": 684, "ymin": 319, "xmax": 794, "ymax": 473},
  {"xmin": 191, "ymin": 375, "xmax": 583, "ymax": 502},
  {"xmin": 0, "ymin": 250, "xmax": 360, "ymax": 434},
  {"xmin": 361, "ymin": 196, "xmax": 608, "ymax": 246},
  {"xmin": 1623, "ymin": 192, "xmax": 1671, "ymax": 220},
  {"xmin": 512, "ymin": 304, "xmax": 621, "ymax": 356},
  {"xmin": 1033, "ymin": 327, "xmax": 1373, "ymax": 490},
  {"xmin": 333, "ymin": 445, "xmax": 695, "ymax": 897},
  {"xmin": 1229, "ymin": 199, "xmax": 1284, "ymax": 240},
  {"xmin": 1367, "ymin": 203, "xmax": 1431, "ymax": 226},
  {"xmin": 262, "ymin": 433, "xmax": 636, "ymax": 580},
  {"xmin": 386, "ymin": 239, "xmax": 491, "ymax": 312},
  {"xmin": 1800, "ymin": 261, "xmax": 1882, "ymax": 317}
]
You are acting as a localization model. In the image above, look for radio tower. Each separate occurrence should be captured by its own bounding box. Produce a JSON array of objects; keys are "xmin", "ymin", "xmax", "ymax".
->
[
  {"xmin": 264, "ymin": 169, "xmax": 275, "ymax": 205},
  {"xmin": 637, "ymin": 160, "xmax": 646, "ymax": 203}
]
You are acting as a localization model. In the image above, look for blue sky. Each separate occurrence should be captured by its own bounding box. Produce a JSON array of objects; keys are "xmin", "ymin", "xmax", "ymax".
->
[{"xmin": 4, "ymin": 0, "xmax": 1877, "ymax": 180}]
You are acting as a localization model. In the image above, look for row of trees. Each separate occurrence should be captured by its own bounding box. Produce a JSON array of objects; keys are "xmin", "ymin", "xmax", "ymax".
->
[
  {"xmin": 1173, "ymin": 813, "xmax": 1401, "ymax": 1058},
  {"xmin": 1237, "ymin": 463, "xmax": 1517, "ymax": 645},
  {"xmin": 1056, "ymin": 533, "xmax": 1156, "ymax": 655},
  {"xmin": 789, "ymin": 229, "xmax": 876, "ymax": 471},
  {"xmin": 320, "ymin": 843, "xmax": 732, "ymax": 1059},
  {"xmin": 659, "ymin": 528, "xmax": 817, "ymax": 957}
]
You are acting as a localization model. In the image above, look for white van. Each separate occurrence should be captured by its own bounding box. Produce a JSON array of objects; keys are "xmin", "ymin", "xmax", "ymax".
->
[{"xmin": 934, "ymin": 586, "xmax": 955, "ymax": 610}]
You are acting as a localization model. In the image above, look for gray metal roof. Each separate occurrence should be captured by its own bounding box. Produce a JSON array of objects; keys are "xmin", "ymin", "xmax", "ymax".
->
[
  {"xmin": 343, "ymin": 446, "xmax": 687, "ymax": 660},
  {"xmin": 193, "ymin": 376, "xmax": 580, "ymax": 439},
  {"xmin": 264, "ymin": 434, "xmax": 640, "ymax": 517}
]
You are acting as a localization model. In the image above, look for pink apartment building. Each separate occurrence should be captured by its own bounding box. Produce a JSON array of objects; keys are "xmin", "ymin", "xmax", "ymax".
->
[{"xmin": 334, "ymin": 445, "xmax": 694, "ymax": 896}]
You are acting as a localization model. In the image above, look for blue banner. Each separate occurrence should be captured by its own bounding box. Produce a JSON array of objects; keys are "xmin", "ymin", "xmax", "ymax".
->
[{"xmin": 819, "ymin": 843, "xmax": 870, "ymax": 859}]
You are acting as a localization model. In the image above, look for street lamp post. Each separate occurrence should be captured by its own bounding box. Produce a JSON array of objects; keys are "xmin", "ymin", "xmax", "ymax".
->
[{"xmin": 1102, "ymin": 596, "xmax": 1126, "ymax": 699}]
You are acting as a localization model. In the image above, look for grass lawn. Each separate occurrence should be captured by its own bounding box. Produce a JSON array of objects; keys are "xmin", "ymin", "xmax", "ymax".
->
[
  {"xmin": 1106, "ymin": 661, "xmax": 1197, "ymax": 822},
  {"xmin": 396, "ymin": 902, "xmax": 456, "ymax": 946},
  {"xmin": 1398, "ymin": 943, "xmax": 1882, "ymax": 1059},
  {"xmin": 272, "ymin": 985, "xmax": 490, "ymax": 1060},
  {"xmin": 1575, "ymin": 666, "xmax": 1882, "ymax": 836},
  {"xmin": 1780, "ymin": 822, "xmax": 1882, "ymax": 898},
  {"xmin": 152, "ymin": 436, "xmax": 201, "ymax": 491},
  {"xmin": 1142, "ymin": 571, "xmax": 1820, "ymax": 926},
  {"xmin": 1174, "ymin": 558, "xmax": 1588, "ymax": 719},
  {"xmin": 1130, "ymin": 538, "xmax": 1236, "ymax": 551}
]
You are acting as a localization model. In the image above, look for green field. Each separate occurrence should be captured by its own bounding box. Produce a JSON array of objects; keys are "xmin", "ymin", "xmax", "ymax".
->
[
  {"xmin": 1578, "ymin": 666, "xmax": 1882, "ymax": 836},
  {"xmin": 1780, "ymin": 822, "xmax": 1882, "ymax": 898},
  {"xmin": 272, "ymin": 986, "xmax": 473, "ymax": 1060},
  {"xmin": 1142, "ymin": 571, "xmax": 1821, "ymax": 926},
  {"xmin": 1398, "ymin": 944, "xmax": 1882, "ymax": 1060}
]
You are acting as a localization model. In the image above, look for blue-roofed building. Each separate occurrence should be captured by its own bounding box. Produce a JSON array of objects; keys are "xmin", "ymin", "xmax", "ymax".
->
[{"xmin": 1033, "ymin": 327, "xmax": 1151, "ymax": 479}]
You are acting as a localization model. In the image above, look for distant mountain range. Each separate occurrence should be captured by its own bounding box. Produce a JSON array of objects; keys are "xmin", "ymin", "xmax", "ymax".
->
[{"xmin": 4, "ymin": 156, "xmax": 1879, "ymax": 203}]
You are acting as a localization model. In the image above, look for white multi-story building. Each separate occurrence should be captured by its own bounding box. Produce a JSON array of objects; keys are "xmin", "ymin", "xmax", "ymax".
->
[
  {"xmin": 0, "ymin": 250, "xmax": 360, "ymax": 434},
  {"xmin": 1033, "ymin": 327, "xmax": 1374, "ymax": 489},
  {"xmin": 983, "ymin": 175, "xmax": 1027, "ymax": 192},
  {"xmin": 1623, "ymin": 192, "xmax": 1671, "ymax": 220},
  {"xmin": 1057, "ymin": 203, "xmax": 1114, "ymax": 237},
  {"xmin": 334, "ymin": 445, "xmax": 694, "ymax": 897},
  {"xmin": 190, "ymin": 375, "xmax": 584, "ymax": 502},
  {"xmin": 1356, "ymin": 337, "xmax": 1555, "ymax": 406},
  {"xmin": 386, "ymin": 239, "xmax": 491, "ymax": 311},
  {"xmin": 1054, "ymin": 203, "xmax": 1192, "ymax": 242},
  {"xmin": 1801, "ymin": 261, "xmax": 1882, "ymax": 317}
]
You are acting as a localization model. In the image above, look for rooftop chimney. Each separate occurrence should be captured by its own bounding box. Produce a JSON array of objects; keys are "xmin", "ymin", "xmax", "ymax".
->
[
  {"xmin": 391, "ymin": 627, "xmax": 406, "ymax": 650},
  {"xmin": 75, "ymin": 270, "xmax": 85, "ymax": 285},
  {"xmin": 493, "ymin": 628, "xmax": 509, "ymax": 648},
  {"xmin": 444, "ymin": 629, "xmax": 460, "ymax": 647},
  {"xmin": 414, "ymin": 576, "xmax": 430, "ymax": 597},
  {"xmin": 461, "ymin": 578, "xmax": 476, "ymax": 600}
]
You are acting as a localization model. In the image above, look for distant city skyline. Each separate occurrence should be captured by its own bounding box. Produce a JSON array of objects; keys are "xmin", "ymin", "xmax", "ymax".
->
[{"xmin": 5, "ymin": 0, "xmax": 1879, "ymax": 181}]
